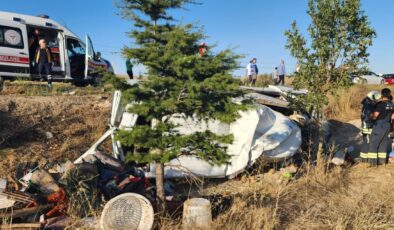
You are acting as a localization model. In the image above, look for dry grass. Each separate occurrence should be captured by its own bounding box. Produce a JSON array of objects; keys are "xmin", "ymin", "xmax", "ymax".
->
[
  {"xmin": 159, "ymin": 163, "xmax": 394, "ymax": 230},
  {"xmin": 327, "ymin": 84, "xmax": 394, "ymax": 122},
  {"xmin": 1, "ymin": 80, "xmax": 113, "ymax": 96}
]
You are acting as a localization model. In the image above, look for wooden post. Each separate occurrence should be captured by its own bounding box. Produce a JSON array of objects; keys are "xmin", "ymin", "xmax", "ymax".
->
[
  {"xmin": 182, "ymin": 198, "xmax": 212, "ymax": 230},
  {"xmin": 156, "ymin": 162, "xmax": 166, "ymax": 214}
]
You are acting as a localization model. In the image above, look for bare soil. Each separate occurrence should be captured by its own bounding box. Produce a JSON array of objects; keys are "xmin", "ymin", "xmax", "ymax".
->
[{"xmin": 0, "ymin": 89, "xmax": 111, "ymax": 180}]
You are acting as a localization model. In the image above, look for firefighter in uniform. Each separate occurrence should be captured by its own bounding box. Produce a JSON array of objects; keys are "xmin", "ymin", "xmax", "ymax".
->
[
  {"xmin": 359, "ymin": 91, "xmax": 381, "ymax": 161},
  {"xmin": 361, "ymin": 91, "xmax": 381, "ymax": 144},
  {"xmin": 361, "ymin": 88, "xmax": 394, "ymax": 166}
]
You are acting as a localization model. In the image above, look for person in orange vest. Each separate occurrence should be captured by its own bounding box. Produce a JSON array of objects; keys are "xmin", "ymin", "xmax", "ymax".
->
[{"xmin": 35, "ymin": 39, "xmax": 52, "ymax": 88}]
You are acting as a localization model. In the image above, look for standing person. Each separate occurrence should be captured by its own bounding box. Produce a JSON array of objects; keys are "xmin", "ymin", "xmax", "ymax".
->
[
  {"xmin": 35, "ymin": 39, "xmax": 52, "ymax": 88},
  {"xmin": 272, "ymin": 67, "xmax": 278, "ymax": 84},
  {"xmin": 360, "ymin": 91, "xmax": 381, "ymax": 144},
  {"xmin": 276, "ymin": 59, "xmax": 286, "ymax": 85},
  {"xmin": 29, "ymin": 29, "xmax": 41, "ymax": 53},
  {"xmin": 362, "ymin": 88, "xmax": 394, "ymax": 166},
  {"xmin": 359, "ymin": 91, "xmax": 381, "ymax": 161},
  {"xmin": 29, "ymin": 29, "xmax": 41, "ymax": 69},
  {"xmin": 125, "ymin": 59, "xmax": 133, "ymax": 79},
  {"xmin": 246, "ymin": 58, "xmax": 258, "ymax": 86}
]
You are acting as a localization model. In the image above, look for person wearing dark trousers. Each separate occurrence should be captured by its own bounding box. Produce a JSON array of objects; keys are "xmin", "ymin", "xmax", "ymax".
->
[
  {"xmin": 126, "ymin": 59, "xmax": 133, "ymax": 79},
  {"xmin": 362, "ymin": 88, "xmax": 394, "ymax": 166},
  {"xmin": 246, "ymin": 58, "xmax": 258, "ymax": 86},
  {"xmin": 276, "ymin": 59, "xmax": 286, "ymax": 85},
  {"xmin": 35, "ymin": 39, "xmax": 52, "ymax": 88},
  {"xmin": 359, "ymin": 91, "xmax": 381, "ymax": 160}
]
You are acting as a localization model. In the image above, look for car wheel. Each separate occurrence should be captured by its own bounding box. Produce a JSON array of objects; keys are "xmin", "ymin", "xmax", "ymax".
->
[{"xmin": 361, "ymin": 79, "xmax": 367, "ymax": 85}]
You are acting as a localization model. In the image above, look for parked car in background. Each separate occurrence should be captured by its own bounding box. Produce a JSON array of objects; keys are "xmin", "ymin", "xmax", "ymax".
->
[
  {"xmin": 351, "ymin": 71, "xmax": 384, "ymax": 85},
  {"xmin": 382, "ymin": 74, "xmax": 394, "ymax": 85}
]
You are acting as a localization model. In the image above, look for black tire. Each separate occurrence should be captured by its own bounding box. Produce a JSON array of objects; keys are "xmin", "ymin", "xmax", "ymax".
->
[
  {"xmin": 90, "ymin": 77, "xmax": 102, "ymax": 87},
  {"xmin": 73, "ymin": 79, "xmax": 88, "ymax": 87},
  {"xmin": 361, "ymin": 79, "xmax": 367, "ymax": 85},
  {"xmin": 88, "ymin": 73, "xmax": 103, "ymax": 87}
]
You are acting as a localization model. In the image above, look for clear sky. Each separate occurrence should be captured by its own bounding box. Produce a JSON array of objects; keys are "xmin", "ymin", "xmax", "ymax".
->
[{"xmin": 1, "ymin": 0, "xmax": 393, "ymax": 76}]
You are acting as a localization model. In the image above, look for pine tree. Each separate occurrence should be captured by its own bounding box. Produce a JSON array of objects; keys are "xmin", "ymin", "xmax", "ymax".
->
[{"xmin": 116, "ymin": 0, "xmax": 246, "ymax": 212}]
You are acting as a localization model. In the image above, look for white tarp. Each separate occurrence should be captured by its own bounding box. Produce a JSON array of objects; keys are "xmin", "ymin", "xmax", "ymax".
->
[
  {"xmin": 75, "ymin": 91, "xmax": 302, "ymax": 179},
  {"xmin": 145, "ymin": 105, "xmax": 301, "ymax": 178}
]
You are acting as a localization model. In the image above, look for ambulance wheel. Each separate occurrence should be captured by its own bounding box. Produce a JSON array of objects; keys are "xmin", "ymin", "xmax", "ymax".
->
[
  {"xmin": 73, "ymin": 79, "xmax": 88, "ymax": 87},
  {"xmin": 90, "ymin": 77, "xmax": 101, "ymax": 87}
]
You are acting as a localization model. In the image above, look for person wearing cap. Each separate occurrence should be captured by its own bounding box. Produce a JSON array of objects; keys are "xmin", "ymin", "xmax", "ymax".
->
[
  {"xmin": 361, "ymin": 88, "xmax": 394, "ymax": 166},
  {"xmin": 246, "ymin": 58, "xmax": 258, "ymax": 86},
  {"xmin": 34, "ymin": 39, "xmax": 52, "ymax": 88}
]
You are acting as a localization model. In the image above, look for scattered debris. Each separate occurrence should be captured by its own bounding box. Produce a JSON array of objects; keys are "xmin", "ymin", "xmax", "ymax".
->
[
  {"xmin": 43, "ymin": 216, "xmax": 73, "ymax": 229},
  {"xmin": 332, "ymin": 150, "xmax": 346, "ymax": 166},
  {"xmin": 45, "ymin": 131, "xmax": 54, "ymax": 139},
  {"xmin": 0, "ymin": 178, "xmax": 16, "ymax": 209},
  {"xmin": 68, "ymin": 90, "xmax": 77, "ymax": 95},
  {"xmin": 0, "ymin": 223, "xmax": 41, "ymax": 229},
  {"xmin": 30, "ymin": 170, "xmax": 60, "ymax": 195}
]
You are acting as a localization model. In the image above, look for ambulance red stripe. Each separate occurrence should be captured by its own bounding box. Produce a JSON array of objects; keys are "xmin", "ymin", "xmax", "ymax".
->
[{"xmin": 0, "ymin": 55, "xmax": 29, "ymax": 64}]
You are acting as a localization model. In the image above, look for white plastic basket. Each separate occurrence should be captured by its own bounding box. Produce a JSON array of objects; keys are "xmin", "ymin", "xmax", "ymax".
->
[{"xmin": 100, "ymin": 193, "xmax": 154, "ymax": 230}]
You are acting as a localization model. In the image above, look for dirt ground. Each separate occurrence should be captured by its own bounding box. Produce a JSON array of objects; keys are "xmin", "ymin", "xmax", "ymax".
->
[{"xmin": 0, "ymin": 85, "xmax": 111, "ymax": 179}]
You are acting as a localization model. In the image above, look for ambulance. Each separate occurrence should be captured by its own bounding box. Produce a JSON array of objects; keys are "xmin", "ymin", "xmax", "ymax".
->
[{"xmin": 0, "ymin": 11, "xmax": 114, "ymax": 89}]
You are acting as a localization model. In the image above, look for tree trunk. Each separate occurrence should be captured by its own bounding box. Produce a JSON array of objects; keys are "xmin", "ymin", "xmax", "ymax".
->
[{"xmin": 156, "ymin": 162, "xmax": 166, "ymax": 214}]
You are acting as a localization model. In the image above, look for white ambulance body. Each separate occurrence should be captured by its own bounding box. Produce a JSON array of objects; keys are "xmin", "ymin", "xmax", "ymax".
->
[{"xmin": 0, "ymin": 11, "xmax": 113, "ymax": 85}]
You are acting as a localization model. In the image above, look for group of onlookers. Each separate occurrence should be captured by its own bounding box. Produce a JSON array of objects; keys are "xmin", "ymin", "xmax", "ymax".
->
[{"xmin": 246, "ymin": 58, "xmax": 286, "ymax": 86}]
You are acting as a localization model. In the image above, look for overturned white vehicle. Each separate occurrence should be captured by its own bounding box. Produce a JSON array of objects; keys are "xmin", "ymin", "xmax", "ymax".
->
[{"xmin": 76, "ymin": 89, "xmax": 302, "ymax": 179}]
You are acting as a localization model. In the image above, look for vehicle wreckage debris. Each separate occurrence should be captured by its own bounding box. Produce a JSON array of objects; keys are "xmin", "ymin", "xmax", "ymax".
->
[
  {"xmin": 0, "ymin": 86, "xmax": 325, "ymax": 229},
  {"xmin": 0, "ymin": 223, "xmax": 42, "ymax": 229},
  {"xmin": 0, "ymin": 204, "xmax": 54, "ymax": 219}
]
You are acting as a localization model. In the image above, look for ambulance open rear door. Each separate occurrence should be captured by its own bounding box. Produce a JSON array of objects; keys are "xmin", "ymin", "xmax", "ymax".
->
[{"xmin": 84, "ymin": 34, "xmax": 95, "ymax": 78}]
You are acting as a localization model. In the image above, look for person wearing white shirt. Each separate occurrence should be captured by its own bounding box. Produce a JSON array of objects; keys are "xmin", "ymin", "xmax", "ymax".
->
[
  {"xmin": 272, "ymin": 67, "xmax": 278, "ymax": 84},
  {"xmin": 276, "ymin": 59, "xmax": 286, "ymax": 85},
  {"xmin": 246, "ymin": 58, "xmax": 258, "ymax": 86}
]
